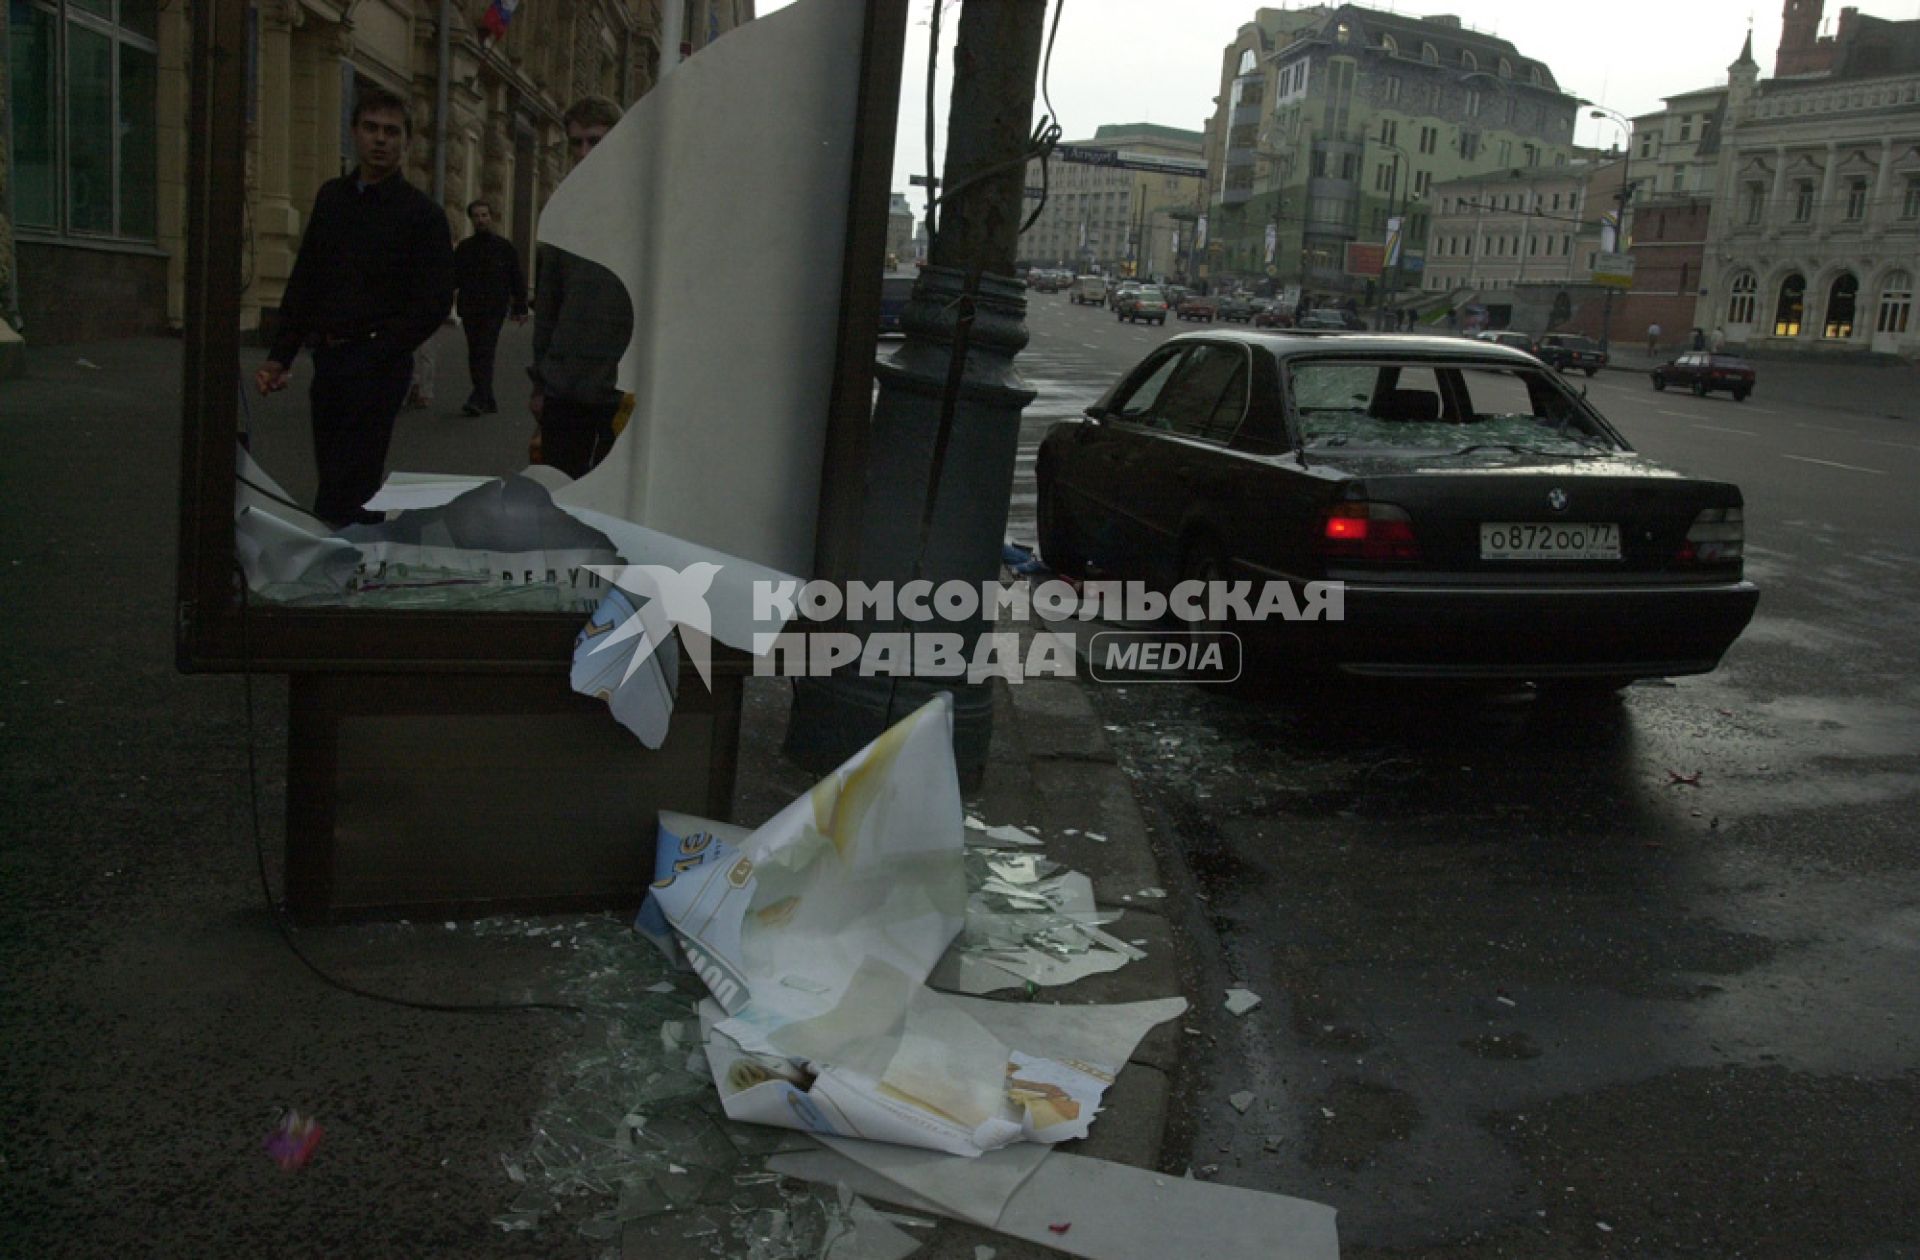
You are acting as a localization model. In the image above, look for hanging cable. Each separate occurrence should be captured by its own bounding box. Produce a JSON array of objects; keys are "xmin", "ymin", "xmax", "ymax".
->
[{"xmin": 923, "ymin": 0, "xmax": 944, "ymax": 240}]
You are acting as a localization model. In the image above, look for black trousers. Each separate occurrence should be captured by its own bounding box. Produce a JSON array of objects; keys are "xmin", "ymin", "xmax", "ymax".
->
[
  {"xmin": 462, "ymin": 311, "xmax": 505, "ymax": 408},
  {"xmin": 309, "ymin": 341, "xmax": 412, "ymax": 527},
  {"xmin": 539, "ymin": 396, "xmax": 620, "ymax": 479}
]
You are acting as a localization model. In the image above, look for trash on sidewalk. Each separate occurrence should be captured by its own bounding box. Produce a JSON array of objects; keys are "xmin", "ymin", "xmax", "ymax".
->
[
  {"xmin": 263, "ymin": 1109, "xmax": 324, "ymax": 1171},
  {"xmin": 1224, "ymin": 988, "xmax": 1262, "ymax": 1017},
  {"xmin": 929, "ymin": 845, "xmax": 1146, "ymax": 996},
  {"xmin": 1229, "ymin": 1091, "xmax": 1255, "ymax": 1114},
  {"xmin": 642, "ymin": 695, "xmax": 1186, "ymax": 1157},
  {"xmin": 769, "ymin": 1140, "xmax": 1340, "ymax": 1260}
]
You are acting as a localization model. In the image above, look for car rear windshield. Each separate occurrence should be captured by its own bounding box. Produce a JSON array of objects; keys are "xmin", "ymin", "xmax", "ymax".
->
[{"xmin": 1287, "ymin": 360, "xmax": 1621, "ymax": 456}]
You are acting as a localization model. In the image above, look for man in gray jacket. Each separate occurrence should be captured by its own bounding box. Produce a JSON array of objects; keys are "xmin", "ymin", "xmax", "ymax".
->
[{"xmin": 530, "ymin": 95, "xmax": 634, "ymax": 478}]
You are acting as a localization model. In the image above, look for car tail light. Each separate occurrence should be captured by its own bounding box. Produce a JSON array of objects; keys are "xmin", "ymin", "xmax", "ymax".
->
[
  {"xmin": 1321, "ymin": 502, "xmax": 1421, "ymax": 562},
  {"xmin": 1678, "ymin": 507, "xmax": 1743, "ymax": 563}
]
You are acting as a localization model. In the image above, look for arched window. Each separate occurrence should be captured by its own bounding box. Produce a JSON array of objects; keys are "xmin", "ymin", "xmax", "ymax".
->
[
  {"xmin": 1498, "ymin": 57, "xmax": 1513, "ymax": 79},
  {"xmin": 1773, "ymin": 274, "xmax": 1806, "ymax": 336},
  {"xmin": 1238, "ymin": 49, "xmax": 1256, "ymax": 75},
  {"xmin": 1529, "ymin": 66, "xmax": 1544, "ymax": 86},
  {"xmin": 1727, "ymin": 272, "xmax": 1758, "ymax": 324},
  {"xmin": 1380, "ymin": 34, "xmax": 1398, "ymax": 56},
  {"xmin": 1824, "ymin": 273, "xmax": 1858, "ymax": 338},
  {"xmin": 1422, "ymin": 42, "xmax": 1438, "ymax": 65},
  {"xmin": 1877, "ymin": 270, "xmax": 1913, "ymax": 334},
  {"xmin": 1461, "ymin": 49, "xmax": 1477, "ymax": 72},
  {"xmin": 1335, "ymin": 21, "xmax": 1351, "ymax": 43}
]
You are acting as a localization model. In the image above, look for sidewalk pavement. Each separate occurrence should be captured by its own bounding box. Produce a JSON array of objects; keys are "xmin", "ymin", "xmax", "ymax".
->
[{"xmin": 0, "ymin": 336, "xmax": 1191, "ymax": 1259}]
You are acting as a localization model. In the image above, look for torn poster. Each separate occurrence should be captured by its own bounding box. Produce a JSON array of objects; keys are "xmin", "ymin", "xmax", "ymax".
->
[
  {"xmin": 537, "ymin": 0, "xmax": 867, "ymax": 575},
  {"xmin": 641, "ymin": 695, "xmax": 1185, "ymax": 1156}
]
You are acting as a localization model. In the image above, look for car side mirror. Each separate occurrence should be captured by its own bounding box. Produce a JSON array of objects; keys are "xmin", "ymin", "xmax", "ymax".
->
[{"xmin": 1083, "ymin": 406, "xmax": 1107, "ymax": 423}]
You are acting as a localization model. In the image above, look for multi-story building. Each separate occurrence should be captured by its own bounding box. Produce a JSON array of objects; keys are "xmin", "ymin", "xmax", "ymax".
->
[
  {"xmin": 1201, "ymin": 4, "xmax": 1580, "ymax": 298},
  {"xmin": 4, "ymin": 0, "xmax": 754, "ymax": 347},
  {"xmin": 886, "ymin": 193, "xmax": 914, "ymax": 269},
  {"xmin": 1421, "ymin": 159, "xmax": 1625, "ymax": 331},
  {"xmin": 1697, "ymin": 2, "xmax": 1920, "ymax": 357},
  {"xmin": 1632, "ymin": 83, "xmax": 1729, "ymax": 203},
  {"xmin": 1020, "ymin": 123, "xmax": 1205, "ymax": 277}
]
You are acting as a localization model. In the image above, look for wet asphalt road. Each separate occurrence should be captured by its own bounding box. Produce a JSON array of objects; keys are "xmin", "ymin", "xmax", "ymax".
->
[{"xmin": 1005, "ymin": 295, "xmax": 1920, "ymax": 1258}]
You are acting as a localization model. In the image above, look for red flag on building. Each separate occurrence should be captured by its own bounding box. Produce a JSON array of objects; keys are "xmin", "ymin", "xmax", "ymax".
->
[{"xmin": 480, "ymin": 0, "xmax": 519, "ymax": 43}]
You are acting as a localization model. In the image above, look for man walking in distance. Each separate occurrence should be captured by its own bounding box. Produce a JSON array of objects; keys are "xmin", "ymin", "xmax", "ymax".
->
[
  {"xmin": 453, "ymin": 199, "xmax": 527, "ymax": 416},
  {"xmin": 254, "ymin": 85, "xmax": 453, "ymax": 527},
  {"xmin": 530, "ymin": 96, "xmax": 634, "ymax": 479}
]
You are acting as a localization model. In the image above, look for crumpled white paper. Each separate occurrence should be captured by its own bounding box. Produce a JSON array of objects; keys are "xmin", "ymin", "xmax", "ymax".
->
[{"xmin": 640, "ymin": 695, "xmax": 1186, "ymax": 1157}]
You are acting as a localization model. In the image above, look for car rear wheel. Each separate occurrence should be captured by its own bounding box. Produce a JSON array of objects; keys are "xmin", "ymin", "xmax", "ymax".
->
[
  {"xmin": 1692, "ymin": 379, "xmax": 1708, "ymax": 396},
  {"xmin": 1651, "ymin": 374, "xmax": 1666, "ymax": 390},
  {"xmin": 1734, "ymin": 388, "xmax": 1750, "ymax": 402},
  {"xmin": 1584, "ymin": 367, "xmax": 1598, "ymax": 377}
]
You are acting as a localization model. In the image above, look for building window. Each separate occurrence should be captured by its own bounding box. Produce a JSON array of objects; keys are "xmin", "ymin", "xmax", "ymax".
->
[
  {"xmin": 1379, "ymin": 119, "xmax": 1397, "ymax": 146},
  {"xmin": 1460, "ymin": 131, "xmax": 1479, "ymax": 160},
  {"xmin": 1679, "ymin": 118, "xmax": 1693, "ymax": 142},
  {"xmin": 1845, "ymin": 178, "xmax": 1868, "ymax": 221},
  {"xmin": 1312, "ymin": 149, "xmax": 1327, "ymax": 177},
  {"xmin": 1774, "ymin": 273, "xmax": 1806, "ymax": 336},
  {"xmin": 1877, "ymin": 270, "xmax": 1913, "ymax": 334},
  {"xmin": 1793, "ymin": 180, "xmax": 1814, "ymax": 222},
  {"xmin": 1904, "ymin": 177, "xmax": 1920, "ymax": 220},
  {"xmin": 1421, "ymin": 42, "xmax": 1438, "ymax": 65},
  {"xmin": 1239, "ymin": 49, "xmax": 1256, "ymax": 74},
  {"xmin": 1673, "ymin": 169, "xmax": 1686, "ymax": 193},
  {"xmin": 1380, "ymin": 34, "xmax": 1399, "ymax": 55},
  {"xmin": 1461, "ymin": 49, "xmax": 1477, "ymax": 72},
  {"xmin": 1418, "ymin": 125, "xmax": 1437, "ymax": 155},
  {"xmin": 1824, "ymin": 273, "xmax": 1858, "ymax": 338},
  {"xmin": 1498, "ymin": 57, "xmax": 1512, "ymax": 79},
  {"xmin": 1464, "ymin": 89, "xmax": 1481, "ymax": 117},
  {"xmin": 1376, "ymin": 162, "xmax": 1394, "ymax": 193},
  {"xmin": 1524, "ymin": 144, "xmax": 1538, "ymax": 167},
  {"xmin": 1727, "ymin": 272, "xmax": 1757, "ymax": 324},
  {"xmin": 1384, "ymin": 76, "xmax": 1401, "ymax": 105},
  {"xmin": 7, "ymin": 0, "xmax": 159, "ymax": 240},
  {"xmin": 1414, "ymin": 170, "xmax": 1430, "ymax": 196},
  {"xmin": 1529, "ymin": 234, "xmax": 1538, "ymax": 255},
  {"xmin": 1639, "ymin": 136, "xmax": 1653, "ymax": 159},
  {"xmin": 1744, "ymin": 182, "xmax": 1765, "ymax": 225},
  {"xmin": 1341, "ymin": 152, "xmax": 1358, "ymax": 180}
]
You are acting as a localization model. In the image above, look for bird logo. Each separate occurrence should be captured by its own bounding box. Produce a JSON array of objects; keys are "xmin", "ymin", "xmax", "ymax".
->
[{"xmin": 581, "ymin": 562, "xmax": 723, "ymax": 690}]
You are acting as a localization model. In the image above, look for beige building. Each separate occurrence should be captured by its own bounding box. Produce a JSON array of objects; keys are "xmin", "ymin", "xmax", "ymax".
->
[
  {"xmin": 1021, "ymin": 123, "xmax": 1206, "ymax": 278},
  {"xmin": 1632, "ymin": 82, "xmax": 1729, "ymax": 203},
  {"xmin": 1424, "ymin": 160, "xmax": 1626, "ymax": 295},
  {"xmin": 5, "ymin": 0, "xmax": 754, "ymax": 346},
  {"xmin": 1698, "ymin": 4, "xmax": 1920, "ymax": 358}
]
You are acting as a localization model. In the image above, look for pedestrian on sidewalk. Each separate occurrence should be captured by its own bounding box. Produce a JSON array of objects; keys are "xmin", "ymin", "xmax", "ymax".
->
[
  {"xmin": 530, "ymin": 96, "xmax": 635, "ymax": 479},
  {"xmin": 1646, "ymin": 321, "xmax": 1662, "ymax": 355},
  {"xmin": 1710, "ymin": 326, "xmax": 1727, "ymax": 352},
  {"xmin": 253, "ymin": 85, "xmax": 454, "ymax": 528},
  {"xmin": 1691, "ymin": 327, "xmax": 1706, "ymax": 351},
  {"xmin": 453, "ymin": 199, "xmax": 528, "ymax": 416}
]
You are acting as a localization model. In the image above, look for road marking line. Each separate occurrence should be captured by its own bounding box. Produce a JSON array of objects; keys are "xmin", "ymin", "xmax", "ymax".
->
[
  {"xmin": 1796, "ymin": 421, "xmax": 1858, "ymax": 435},
  {"xmin": 1693, "ymin": 423, "xmax": 1757, "ymax": 436},
  {"xmin": 1080, "ymin": 342, "xmax": 1099, "ymax": 349},
  {"xmin": 1654, "ymin": 409, "xmax": 1699, "ymax": 419},
  {"xmin": 1781, "ymin": 454, "xmax": 1887, "ymax": 475},
  {"xmin": 1738, "ymin": 403, "xmax": 1779, "ymax": 413},
  {"xmin": 1862, "ymin": 437, "xmax": 1920, "ymax": 453}
]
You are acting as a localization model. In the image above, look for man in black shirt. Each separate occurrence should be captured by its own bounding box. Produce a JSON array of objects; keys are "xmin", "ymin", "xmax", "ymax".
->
[
  {"xmin": 452, "ymin": 199, "xmax": 527, "ymax": 416},
  {"xmin": 255, "ymin": 85, "xmax": 454, "ymax": 528}
]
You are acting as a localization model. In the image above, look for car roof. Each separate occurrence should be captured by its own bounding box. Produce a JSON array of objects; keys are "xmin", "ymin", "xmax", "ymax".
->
[{"xmin": 1163, "ymin": 329, "xmax": 1543, "ymax": 366}]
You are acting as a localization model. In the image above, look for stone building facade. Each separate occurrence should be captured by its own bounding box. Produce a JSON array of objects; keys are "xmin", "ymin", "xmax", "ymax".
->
[
  {"xmin": 1697, "ymin": 3, "xmax": 1920, "ymax": 358},
  {"xmin": 5, "ymin": 0, "xmax": 754, "ymax": 346},
  {"xmin": 1020, "ymin": 123, "xmax": 1206, "ymax": 279},
  {"xmin": 1201, "ymin": 4, "xmax": 1579, "ymax": 296}
]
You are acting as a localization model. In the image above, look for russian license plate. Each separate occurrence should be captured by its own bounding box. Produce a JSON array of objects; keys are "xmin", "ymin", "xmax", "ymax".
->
[{"xmin": 1480, "ymin": 522, "xmax": 1621, "ymax": 560}]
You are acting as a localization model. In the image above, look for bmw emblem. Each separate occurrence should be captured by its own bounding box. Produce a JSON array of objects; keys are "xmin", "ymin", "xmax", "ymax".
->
[{"xmin": 1547, "ymin": 488, "xmax": 1570, "ymax": 512}]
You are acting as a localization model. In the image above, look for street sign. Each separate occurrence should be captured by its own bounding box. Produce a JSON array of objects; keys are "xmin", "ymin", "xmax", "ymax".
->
[
  {"xmin": 1054, "ymin": 145, "xmax": 1209, "ymax": 178},
  {"xmin": 1593, "ymin": 251, "xmax": 1635, "ymax": 289},
  {"xmin": 1344, "ymin": 242, "xmax": 1385, "ymax": 278},
  {"xmin": 909, "ymin": 174, "xmax": 940, "ymax": 188}
]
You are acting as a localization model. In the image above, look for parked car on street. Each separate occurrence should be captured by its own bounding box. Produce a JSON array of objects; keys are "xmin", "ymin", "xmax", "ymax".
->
[
  {"xmin": 1651, "ymin": 352, "xmax": 1757, "ymax": 401},
  {"xmin": 1070, "ymin": 275, "xmax": 1110, "ymax": 306},
  {"xmin": 1176, "ymin": 294, "xmax": 1218, "ymax": 322},
  {"xmin": 1116, "ymin": 285, "xmax": 1170, "ymax": 325},
  {"xmin": 1218, "ymin": 294, "xmax": 1255, "ymax": 322},
  {"xmin": 1472, "ymin": 330, "xmax": 1537, "ymax": 354},
  {"xmin": 1533, "ymin": 333, "xmax": 1608, "ymax": 376},
  {"xmin": 1296, "ymin": 309, "xmax": 1367, "ymax": 331},
  {"xmin": 1035, "ymin": 331, "xmax": 1759, "ymax": 691}
]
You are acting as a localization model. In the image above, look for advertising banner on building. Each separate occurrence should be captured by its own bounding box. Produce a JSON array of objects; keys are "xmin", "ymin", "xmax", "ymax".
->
[
  {"xmin": 1263, "ymin": 223, "xmax": 1278, "ymax": 265},
  {"xmin": 1344, "ymin": 242, "xmax": 1385, "ymax": 278},
  {"xmin": 1385, "ymin": 216, "xmax": 1403, "ymax": 268},
  {"xmin": 1195, "ymin": 215, "xmax": 1208, "ymax": 251},
  {"xmin": 1592, "ymin": 251, "xmax": 1635, "ymax": 289}
]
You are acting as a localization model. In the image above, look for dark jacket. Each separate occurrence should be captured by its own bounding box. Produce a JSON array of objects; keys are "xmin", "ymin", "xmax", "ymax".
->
[
  {"xmin": 269, "ymin": 171, "xmax": 454, "ymax": 366},
  {"xmin": 530, "ymin": 244, "xmax": 633, "ymax": 408},
  {"xmin": 453, "ymin": 231, "xmax": 528, "ymax": 320}
]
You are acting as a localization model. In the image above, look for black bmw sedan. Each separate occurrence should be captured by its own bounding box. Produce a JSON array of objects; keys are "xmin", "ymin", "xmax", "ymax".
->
[{"xmin": 1035, "ymin": 332, "xmax": 1759, "ymax": 692}]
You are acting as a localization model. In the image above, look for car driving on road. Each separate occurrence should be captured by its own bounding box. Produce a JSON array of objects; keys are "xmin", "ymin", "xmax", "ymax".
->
[
  {"xmin": 1533, "ymin": 333, "xmax": 1608, "ymax": 376},
  {"xmin": 1115, "ymin": 285, "xmax": 1169, "ymax": 325},
  {"xmin": 1035, "ymin": 332, "xmax": 1758, "ymax": 692},
  {"xmin": 1651, "ymin": 351, "xmax": 1757, "ymax": 401}
]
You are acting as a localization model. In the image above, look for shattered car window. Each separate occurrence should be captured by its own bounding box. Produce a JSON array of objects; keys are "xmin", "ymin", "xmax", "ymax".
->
[{"xmin": 1287, "ymin": 360, "xmax": 1620, "ymax": 456}]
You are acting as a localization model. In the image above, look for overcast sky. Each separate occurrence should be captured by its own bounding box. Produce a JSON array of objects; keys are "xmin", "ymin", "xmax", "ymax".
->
[{"xmin": 758, "ymin": 0, "xmax": 1920, "ymax": 219}]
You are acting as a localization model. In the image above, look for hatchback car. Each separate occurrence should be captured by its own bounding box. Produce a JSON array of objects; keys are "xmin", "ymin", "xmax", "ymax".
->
[
  {"xmin": 1651, "ymin": 352, "xmax": 1756, "ymax": 401},
  {"xmin": 1533, "ymin": 333, "xmax": 1608, "ymax": 376},
  {"xmin": 1035, "ymin": 332, "xmax": 1758, "ymax": 690}
]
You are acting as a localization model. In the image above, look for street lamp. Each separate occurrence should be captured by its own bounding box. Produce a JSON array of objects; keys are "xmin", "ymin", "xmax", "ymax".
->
[{"xmin": 1584, "ymin": 103, "xmax": 1635, "ymax": 355}]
